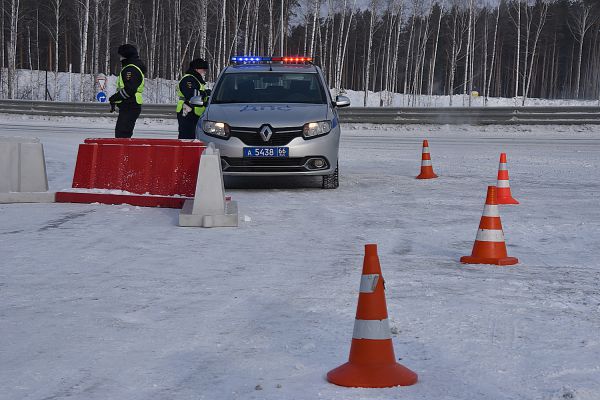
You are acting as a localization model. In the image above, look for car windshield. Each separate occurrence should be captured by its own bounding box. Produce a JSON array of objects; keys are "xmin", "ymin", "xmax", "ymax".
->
[{"xmin": 211, "ymin": 72, "xmax": 328, "ymax": 104}]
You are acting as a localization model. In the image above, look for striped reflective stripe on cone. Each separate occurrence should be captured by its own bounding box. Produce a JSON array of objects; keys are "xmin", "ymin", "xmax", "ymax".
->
[
  {"xmin": 496, "ymin": 153, "xmax": 519, "ymax": 204},
  {"xmin": 327, "ymin": 244, "xmax": 418, "ymax": 388},
  {"xmin": 416, "ymin": 139, "xmax": 438, "ymax": 179},
  {"xmin": 460, "ymin": 186, "xmax": 519, "ymax": 266},
  {"xmin": 353, "ymin": 319, "xmax": 391, "ymax": 340}
]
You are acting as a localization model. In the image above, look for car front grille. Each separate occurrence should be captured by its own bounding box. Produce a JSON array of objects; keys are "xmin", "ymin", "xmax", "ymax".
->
[
  {"xmin": 229, "ymin": 126, "xmax": 304, "ymax": 146},
  {"xmin": 221, "ymin": 156, "xmax": 310, "ymax": 173}
]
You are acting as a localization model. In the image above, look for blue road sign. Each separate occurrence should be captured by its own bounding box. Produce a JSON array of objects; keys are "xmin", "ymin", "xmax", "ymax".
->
[{"xmin": 96, "ymin": 91, "xmax": 107, "ymax": 103}]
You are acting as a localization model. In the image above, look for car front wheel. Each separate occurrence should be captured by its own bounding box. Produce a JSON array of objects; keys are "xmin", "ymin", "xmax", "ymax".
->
[{"xmin": 322, "ymin": 162, "xmax": 339, "ymax": 189}]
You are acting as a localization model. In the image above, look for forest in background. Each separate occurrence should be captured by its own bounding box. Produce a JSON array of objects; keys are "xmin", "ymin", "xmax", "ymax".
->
[{"xmin": 1, "ymin": 0, "xmax": 600, "ymax": 105}]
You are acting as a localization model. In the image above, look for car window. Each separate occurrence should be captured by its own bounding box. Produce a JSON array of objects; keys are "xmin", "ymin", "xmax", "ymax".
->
[{"xmin": 211, "ymin": 73, "xmax": 327, "ymax": 104}]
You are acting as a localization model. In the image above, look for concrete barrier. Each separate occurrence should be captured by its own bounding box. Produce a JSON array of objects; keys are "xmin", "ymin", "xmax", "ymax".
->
[
  {"xmin": 0, "ymin": 137, "xmax": 55, "ymax": 203},
  {"xmin": 56, "ymin": 138, "xmax": 206, "ymax": 208},
  {"xmin": 179, "ymin": 144, "xmax": 238, "ymax": 227}
]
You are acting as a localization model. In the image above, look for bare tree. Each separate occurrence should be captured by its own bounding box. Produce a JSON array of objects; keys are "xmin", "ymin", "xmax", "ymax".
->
[
  {"xmin": 514, "ymin": 0, "xmax": 522, "ymax": 99},
  {"xmin": 364, "ymin": 0, "xmax": 378, "ymax": 106},
  {"xmin": 447, "ymin": 2, "xmax": 465, "ymax": 106},
  {"xmin": 485, "ymin": 4, "xmax": 500, "ymax": 103},
  {"xmin": 92, "ymin": 0, "xmax": 99, "ymax": 75},
  {"xmin": 335, "ymin": 0, "xmax": 357, "ymax": 94},
  {"xmin": 523, "ymin": 1, "xmax": 549, "ymax": 105},
  {"xmin": 77, "ymin": 0, "xmax": 91, "ymax": 101},
  {"xmin": 568, "ymin": 1, "xmax": 599, "ymax": 98},
  {"xmin": 7, "ymin": 0, "xmax": 21, "ymax": 99},
  {"xmin": 124, "ymin": 0, "xmax": 131, "ymax": 42},
  {"xmin": 309, "ymin": 0, "xmax": 320, "ymax": 56},
  {"xmin": 463, "ymin": 0, "xmax": 474, "ymax": 106},
  {"xmin": 428, "ymin": 2, "xmax": 443, "ymax": 100}
]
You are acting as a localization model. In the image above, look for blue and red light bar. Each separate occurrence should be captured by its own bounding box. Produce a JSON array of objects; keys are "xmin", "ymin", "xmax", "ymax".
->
[
  {"xmin": 230, "ymin": 56, "xmax": 313, "ymax": 64},
  {"xmin": 230, "ymin": 56, "xmax": 267, "ymax": 63}
]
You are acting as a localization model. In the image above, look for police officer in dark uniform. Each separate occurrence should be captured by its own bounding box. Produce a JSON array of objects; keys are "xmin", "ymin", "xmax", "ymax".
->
[
  {"xmin": 176, "ymin": 58, "xmax": 210, "ymax": 139},
  {"xmin": 109, "ymin": 44, "xmax": 146, "ymax": 138}
]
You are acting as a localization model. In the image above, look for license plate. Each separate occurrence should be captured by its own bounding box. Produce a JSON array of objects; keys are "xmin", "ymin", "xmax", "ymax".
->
[{"xmin": 243, "ymin": 147, "xmax": 289, "ymax": 158}]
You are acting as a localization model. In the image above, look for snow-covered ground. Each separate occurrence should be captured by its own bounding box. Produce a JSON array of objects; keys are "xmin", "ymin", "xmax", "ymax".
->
[{"xmin": 1, "ymin": 119, "xmax": 600, "ymax": 400}]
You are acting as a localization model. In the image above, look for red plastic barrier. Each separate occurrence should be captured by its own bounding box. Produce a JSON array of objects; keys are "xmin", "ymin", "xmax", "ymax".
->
[{"xmin": 57, "ymin": 138, "xmax": 206, "ymax": 208}]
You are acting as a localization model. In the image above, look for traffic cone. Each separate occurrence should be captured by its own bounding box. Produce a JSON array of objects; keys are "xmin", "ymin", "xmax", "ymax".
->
[
  {"xmin": 327, "ymin": 244, "xmax": 418, "ymax": 388},
  {"xmin": 460, "ymin": 186, "xmax": 518, "ymax": 266},
  {"xmin": 416, "ymin": 139, "xmax": 438, "ymax": 179},
  {"xmin": 496, "ymin": 153, "xmax": 519, "ymax": 204}
]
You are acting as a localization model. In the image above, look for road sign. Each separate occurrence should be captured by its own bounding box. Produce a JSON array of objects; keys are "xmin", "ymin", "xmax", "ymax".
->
[
  {"xmin": 96, "ymin": 74, "xmax": 107, "ymax": 91},
  {"xmin": 96, "ymin": 92, "xmax": 107, "ymax": 103}
]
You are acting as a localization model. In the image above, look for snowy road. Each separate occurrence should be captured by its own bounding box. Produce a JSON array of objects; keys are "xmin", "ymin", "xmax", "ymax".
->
[{"xmin": 1, "ymin": 119, "xmax": 600, "ymax": 400}]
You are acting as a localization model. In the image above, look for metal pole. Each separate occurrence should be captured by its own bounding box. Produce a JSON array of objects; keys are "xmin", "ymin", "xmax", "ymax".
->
[
  {"xmin": 69, "ymin": 64, "xmax": 73, "ymax": 102},
  {"xmin": 45, "ymin": 70, "xmax": 48, "ymax": 101},
  {"xmin": 280, "ymin": 0, "xmax": 284, "ymax": 55}
]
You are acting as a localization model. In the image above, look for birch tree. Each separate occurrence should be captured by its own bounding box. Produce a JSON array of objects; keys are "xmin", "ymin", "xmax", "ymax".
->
[
  {"xmin": 309, "ymin": 0, "xmax": 320, "ymax": 56},
  {"xmin": 568, "ymin": 2, "xmax": 599, "ymax": 98},
  {"xmin": 428, "ymin": 3, "xmax": 443, "ymax": 100},
  {"xmin": 463, "ymin": 0, "xmax": 474, "ymax": 106},
  {"xmin": 148, "ymin": 0, "xmax": 161, "ymax": 78},
  {"xmin": 104, "ymin": 0, "xmax": 111, "ymax": 74},
  {"xmin": 200, "ymin": 0, "xmax": 208, "ymax": 58},
  {"xmin": 92, "ymin": 0, "xmax": 99, "ymax": 75},
  {"xmin": 7, "ymin": 0, "xmax": 21, "ymax": 99},
  {"xmin": 523, "ymin": 1, "xmax": 549, "ymax": 105},
  {"xmin": 124, "ymin": 0, "xmax": 131, "ymax": 42},
  {"xmin": 364, "ymin": 0, "xmax": 378, "ymax": 106},
  {"xmin": 485, "ymin": 4, "xmax": 500, "ymax": 103},
  {"xmin": 335, "ymin": 0, "xmax": 357, "ymax": 94},
  {"xmin": 447, "ymin": 3, "xmax": 465, "ymax": 106},
  {"xmin": 78, "ymin": 0, "xmax": 91, "ymax": 101},
  {"xmin": 514, "ymin": 0, "xmax": 522, "ymax": 99}
]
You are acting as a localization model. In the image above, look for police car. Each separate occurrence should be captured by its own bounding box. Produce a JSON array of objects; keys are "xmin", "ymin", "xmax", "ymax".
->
[{"xmin": 192, "ymin": 56, "xmax": 350, "ymax": 189}]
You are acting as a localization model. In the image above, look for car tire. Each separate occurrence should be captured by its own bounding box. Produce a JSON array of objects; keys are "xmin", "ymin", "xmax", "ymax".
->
[{"xmin": 322, "ymin": 162, "xmax": 339, "ymax": 189}]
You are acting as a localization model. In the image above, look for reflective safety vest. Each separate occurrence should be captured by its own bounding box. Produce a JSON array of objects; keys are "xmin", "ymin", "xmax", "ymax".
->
[
  {"xmin": 116, "ymin": 64, "xmax": 144, "ymax": 105},
  {"xmin": 176, "ymin": 74, "xmax": 206, "ymax": 117}
]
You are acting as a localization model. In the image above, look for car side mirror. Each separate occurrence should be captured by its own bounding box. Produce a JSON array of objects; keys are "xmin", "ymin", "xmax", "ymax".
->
[
  {"xmin": 190, "ymin": 96, "xmax": 204, "ymax": 107},
  {"xmin": 335, "ymin": 95, "xmax": 351, "ymax": 108}
]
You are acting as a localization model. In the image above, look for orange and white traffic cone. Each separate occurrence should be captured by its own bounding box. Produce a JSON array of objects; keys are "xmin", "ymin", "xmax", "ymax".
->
[
  {"xmin": 327, "ymin": 244, "xmax": 418, "ymax": 388},
  {"xmin": 460, "ymin": 186, "xmax": 518, "ymax": 266},
  {"xmin": 416, "ymin": 139, "xmax": 438, "ymax": 179},
  {"xmin": 496, "ymin": 153, "xmax": 519, "ymax": 204}
]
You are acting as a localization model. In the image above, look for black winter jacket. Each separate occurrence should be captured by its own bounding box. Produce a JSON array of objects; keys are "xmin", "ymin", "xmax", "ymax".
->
[{"xmin": 112, "ymin": 57, "xmax": 147, "ymax": 106}]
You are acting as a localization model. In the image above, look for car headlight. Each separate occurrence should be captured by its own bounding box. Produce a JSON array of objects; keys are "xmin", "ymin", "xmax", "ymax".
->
[
  {"xmin": 303, "ymin": 121, "xmax": 331, "ymax": 138},
  {"xmin": 203, "ymin": 120, "xmax": 230, "ymax": 138}
]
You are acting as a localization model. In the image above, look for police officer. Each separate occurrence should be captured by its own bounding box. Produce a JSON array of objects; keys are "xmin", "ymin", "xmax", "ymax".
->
[
  {"xmin": 176, "ymin": 58, "xmax": 210, "ymax": 139},
  {"xmin": 109, "ymin": 44, "xmax": 146, "ymax": 138}
]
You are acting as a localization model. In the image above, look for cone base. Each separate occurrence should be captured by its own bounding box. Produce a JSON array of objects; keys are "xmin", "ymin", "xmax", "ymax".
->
[
  {"xmin": 327, "ymin": 362, "xmax": 418, "ymax": 388},
  {"xmin": 497, "ymin": 196, "xmax": 519, "ymax": 205},
  {"xmin": 460, "ymin": 255, "xmax": 519, "ymax": 266},
  {"xmin": 416, "ymin": 172, "xmax": 438, "ymax": 179}
]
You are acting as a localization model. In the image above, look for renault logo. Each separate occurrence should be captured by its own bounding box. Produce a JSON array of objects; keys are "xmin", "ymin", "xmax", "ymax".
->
[{"xmin": 259, "ymin": 125, "xmax": 273, "ymax": 142}]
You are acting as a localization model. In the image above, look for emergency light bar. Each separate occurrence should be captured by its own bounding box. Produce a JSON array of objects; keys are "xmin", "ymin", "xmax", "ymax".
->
[{"xmin": 230, "ymin": 56, "xmax": 313, "ymax": 64}]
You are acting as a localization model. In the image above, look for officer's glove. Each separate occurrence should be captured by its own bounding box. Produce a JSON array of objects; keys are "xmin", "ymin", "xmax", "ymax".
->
[
  {"xmin": 110, "ymin": 103, "xmax": 116, "ymax": 113},
  {"xmin": 204, "ymin": 89, "xmax": 212, "ymax": 97}
]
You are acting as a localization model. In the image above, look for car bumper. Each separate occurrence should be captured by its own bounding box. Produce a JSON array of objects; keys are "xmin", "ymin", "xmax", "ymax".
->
[{"xmin": 196, "ymin": 127, "xmax": 340, "ymax": 176}]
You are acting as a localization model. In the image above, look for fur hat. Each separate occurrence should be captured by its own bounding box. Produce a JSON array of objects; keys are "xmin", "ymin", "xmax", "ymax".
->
[
  {"xmin": 118, "ymin": 44, "xmax": 138, "ymax": 59},
  {"xmin": 189, "ymin": 58, "xmax": 209, "ymax": 70}
]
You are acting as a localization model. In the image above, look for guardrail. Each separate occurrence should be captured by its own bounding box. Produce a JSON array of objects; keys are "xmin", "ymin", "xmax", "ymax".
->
[{"xmin": 1, "ymin": 99, "xmax": 599, "ymax": 125}]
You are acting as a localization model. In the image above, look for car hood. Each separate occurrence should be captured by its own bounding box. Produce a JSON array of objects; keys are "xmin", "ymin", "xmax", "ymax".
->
[{"xmin": 205, "ymin": 103, "xmax": 330, "ymax": 128}]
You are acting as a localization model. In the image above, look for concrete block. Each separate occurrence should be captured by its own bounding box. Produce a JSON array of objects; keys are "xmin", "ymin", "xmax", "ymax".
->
[
  {"xmin": 0, "ymin": 137, "xmax": 55, "ymax": 203},
  {"xmin": 178, "ymin": 143, "xmax": 238, "ymax": 227}
]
